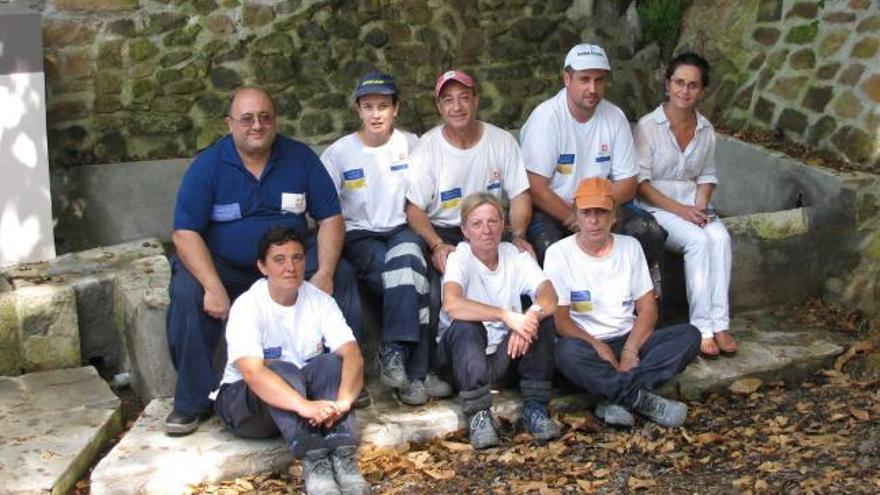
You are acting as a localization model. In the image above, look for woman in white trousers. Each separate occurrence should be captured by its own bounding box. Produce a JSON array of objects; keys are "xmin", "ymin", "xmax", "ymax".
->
[{"xmin": 634, "ymin": 52, "xmax": 736, "ymax": 358}]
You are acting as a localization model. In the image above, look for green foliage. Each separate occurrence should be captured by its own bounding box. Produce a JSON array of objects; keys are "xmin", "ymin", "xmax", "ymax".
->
[
  {"xmin": 787, "ymin": 23, "xmax": 820, "ymax": 44},
  {"xmin": 637, "ymin": 0, "xmax": 693, "ymax": 59}
]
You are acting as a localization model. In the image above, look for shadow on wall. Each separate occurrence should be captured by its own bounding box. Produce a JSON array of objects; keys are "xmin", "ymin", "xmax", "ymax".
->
[{"xmin": 0, "ymin": 71, "xmax": 54, "ymax": 267}]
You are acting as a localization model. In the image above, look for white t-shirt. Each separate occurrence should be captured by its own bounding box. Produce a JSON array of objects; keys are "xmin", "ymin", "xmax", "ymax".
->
[
  {"xmin": 544, "ymin": 234, "xmax": 652, "ymax": 341},
  {"xmin": 634, "ymin": 105, "xmax": 718, "ymax": 212},
  {"xmin": 520, "ymin": 89, "xmax": 638, "ymax": 202},
  {"xmin": 320, "ymin": 129, "xmax": 420, "ymax": 232},
  {"xmin": 440, "ymin": 241, "xmax": 549, "ymax": 354},
  {"xmin": 406, "ymin": 122, "xmax": 530, "ymax": 227},
  {"xmin": 215, "ymin": 279, "xmax": 356, "ymax": 391}
]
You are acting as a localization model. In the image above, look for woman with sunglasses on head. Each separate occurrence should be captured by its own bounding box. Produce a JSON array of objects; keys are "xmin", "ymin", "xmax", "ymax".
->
[{"xmin": 634, "ymin": 53, "xmax": 736, "ymax": 358}]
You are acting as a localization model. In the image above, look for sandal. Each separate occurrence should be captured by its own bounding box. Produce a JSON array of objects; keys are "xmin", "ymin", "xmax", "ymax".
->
[
  {"xmin": 714, "ymin": 331, "xmax": 738, "ymax": 355},
  {"xmin": 700, "ymin": 337, "xmax": 720, "ymax": 359}
]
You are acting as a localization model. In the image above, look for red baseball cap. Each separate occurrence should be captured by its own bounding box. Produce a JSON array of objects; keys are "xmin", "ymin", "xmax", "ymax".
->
[{"xmin": 434, "ymin": 70, "xmax": 476, "ymax": 99}]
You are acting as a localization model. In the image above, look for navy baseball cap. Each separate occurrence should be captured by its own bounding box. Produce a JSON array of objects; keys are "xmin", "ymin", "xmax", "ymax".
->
[{"xmin": 354, "ymin": 71, "xmax": 399, "ymax": 99}]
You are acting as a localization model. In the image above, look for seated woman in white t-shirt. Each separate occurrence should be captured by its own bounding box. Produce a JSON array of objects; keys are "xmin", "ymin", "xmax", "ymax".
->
[
  {"xmin": 437, "ymin": 193, "xmax": 560, "ymax": 449},
  {"xmin": 213, "ymin": 227, "xmax": 370, "ymax": 495},
  {"xmin": 634, "ymin": 53, "xmax": 735, "ymax": 358}
]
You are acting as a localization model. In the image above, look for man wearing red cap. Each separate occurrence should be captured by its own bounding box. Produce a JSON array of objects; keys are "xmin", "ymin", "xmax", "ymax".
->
[
  {"xmin": 544, "ymin": 177, "xmax": 700, "ymax": 428},
  {"xmin": 520, "ymin": 43, "xmax": 668, "ymax": 297},
  {"xmin": 405, "ymin": 70, "xmax": 534, "ymax": 329}
]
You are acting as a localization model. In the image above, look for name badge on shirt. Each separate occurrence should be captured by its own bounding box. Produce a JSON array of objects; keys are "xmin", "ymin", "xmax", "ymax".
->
[
  {"xmin": 281, "ymin": 192, "xmax": 307, "ymax": 215},
  {"xmin": 556, "ymin": 154, "xmax": 575, "ymax": 175},
  {"xmin": 263, "ymin": 346, "xmax": 282, "ymax": 359},
  {"xmin": 595, "ymin": 144, "xmax": 611, "ymax": 163},
  {"xmin": 211, "ymin": 203, "xmax": 242, "ymax": 222},
  {"xmin": 342, "ymin": 168, "xmax": 367, "ymax": 189},
  {"xmin": 390, "ymin": 163, "xmax": 409, "ymax": 172},
  {"xmin": 440, "ymin": 187, "xmax": 462, "ymax": 209},
  {"xmin": 571, "ymin": 290, "xmax": 593, "ymax": 313}
]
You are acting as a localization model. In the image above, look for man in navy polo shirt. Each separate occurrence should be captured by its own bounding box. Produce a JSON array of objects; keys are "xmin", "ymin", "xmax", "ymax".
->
[{"xmin": 165, "ymin": 86, "xmax": 363, "ymax": 436}]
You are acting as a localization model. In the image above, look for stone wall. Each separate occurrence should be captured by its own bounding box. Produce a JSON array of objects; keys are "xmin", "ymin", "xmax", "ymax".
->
[
  {"xmin": 23, "ymin": 0, "xmax": 664, "ymax": 168},
  {"xmin": 678, "ymin": 0, "xmax": 879, "ymax": 171}
]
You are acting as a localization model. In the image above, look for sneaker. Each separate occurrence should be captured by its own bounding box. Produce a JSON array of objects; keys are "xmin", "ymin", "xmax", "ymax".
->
[
  {"xmin": 353, "ymin": 388, "xmax": 372, "ymax": 409},
  {"xmin": 594, "ymin": 401, "xmax": 635, "ymax": 427},
  {"xmin": 397, "ymin": 379, "xmax": 428, "ymax": 406},
  {"xmin": 468, "ymin": 409, "xmax": 501, "ymax": 450},
  {"xmin": 378, "ymin": 346, "xmax": 407, "ymax": 389},
  {"xmin": 164, "ymin": 409, "xmax": 206, "ymax": 437},
  {"xmin": 302, "ymin": 449, "xmax": 341, "ymax": 495},
  {"xmin": 330, "ymin": 445, "xmax": 371, "ymax": 495},
  {"xmin": 521, "ymin": 401, "xmax": 561, "ymax": 441},
  {"xmin": 633, "ymin": 390, "xmax": 687, "ymax": 427},
  {"xmin": 423, "ymin": 372, "xmax": 454, "ymax": 399},
  {"xmin": 650, "ymin": 264, "xmax": 662, "ymax": 300}
]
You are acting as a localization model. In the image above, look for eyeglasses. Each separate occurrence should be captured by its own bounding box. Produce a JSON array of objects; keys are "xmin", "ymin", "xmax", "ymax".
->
[
  {"xmin": 670, "ymin": 78, "xmax": 702, "ymax": 92},
  {"xmin": 228, "ymin": 112, "xmax": 276, "ymax": 128}
]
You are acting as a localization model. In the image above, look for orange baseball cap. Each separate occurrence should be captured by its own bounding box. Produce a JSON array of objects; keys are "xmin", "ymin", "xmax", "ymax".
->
[{"xmin": 574, "ymin": 177, "xmax": 614, "ymax": 210}]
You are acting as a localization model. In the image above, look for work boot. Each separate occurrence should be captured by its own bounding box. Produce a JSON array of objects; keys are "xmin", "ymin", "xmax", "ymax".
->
[
  {"xmin": 378, "ymin": 345, "xmax": 407, "ymax": 389},
  {"xmin": 379, "ymin": 344, "xmax": 407, "ymax": 388},
  {"xmin": 468, "ymin": 409, "xmax": 500, "ymax": 450},
  {"xmin": 302, "ymin": 449, "xmax": 341, "ymax": 495},
  {"xmin": 521, "ymin": 400, "xmax": 561, "ymax": 441},
  {"xmin": 397, "ymin": 379, "xmax": 428, "ymax": 406},
  {"xmin": 164, "ymin": 409, "xmax": 207, "ymax": 437},
  {"xmin": 353, "ymin": 388, "xmax": 372, "ymax": 409},
  {"xmin": 634, "ymin": 390, "xmax": 687, "ymax": 427},
  {"xmin": 330, "ymin": 445, "xmax": 371, "ymax": 495},
  {"xmin": 594, "ymin": 401, "xmax": 635, "ymax": 427},
  {"xmin": 423, "ymin": 372, "xmax": 453, "ymax": 399}
]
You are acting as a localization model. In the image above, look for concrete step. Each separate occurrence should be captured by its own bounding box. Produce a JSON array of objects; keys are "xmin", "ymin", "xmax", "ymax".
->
[
  {"xmin": 89, "ymin": 308, "xmax": 851, "ymax": 495},
  {"xmin": 0, "ymin": 367, "xmax": 121, "ymax": 495}
]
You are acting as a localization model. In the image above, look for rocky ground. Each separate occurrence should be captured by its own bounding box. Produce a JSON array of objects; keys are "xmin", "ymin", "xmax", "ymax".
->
[{"xmin": 167, "ymin": 300, "xmax": 880, "ymax": 495}]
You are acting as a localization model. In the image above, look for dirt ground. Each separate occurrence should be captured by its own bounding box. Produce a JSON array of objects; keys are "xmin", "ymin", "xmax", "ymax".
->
[{"xmin": 178, "ymin": 301, "xmax": 880, "ymax": 495}]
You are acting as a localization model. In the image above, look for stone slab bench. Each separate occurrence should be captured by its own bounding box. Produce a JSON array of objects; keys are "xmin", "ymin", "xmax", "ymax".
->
[
  {"xmin": 0, "ymin": 367, "xmax": 121, "ymax": 495},
  {"xmin": 89, "ymin": 308, "xmax": 850, "ymax": 495}
]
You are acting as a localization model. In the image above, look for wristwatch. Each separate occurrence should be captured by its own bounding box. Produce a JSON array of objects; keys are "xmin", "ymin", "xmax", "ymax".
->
[{"xmin": 528, "ymin": 304, "xmax": 545, "ymax": 317}]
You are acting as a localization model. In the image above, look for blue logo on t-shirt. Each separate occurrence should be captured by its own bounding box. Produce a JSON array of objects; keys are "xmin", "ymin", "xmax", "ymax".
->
[
  {"xmin": 440, "ymin": 188, "xmax": 463, "ymax": 209},
  {"xmin": 343, "ymin": 168, "xmax": 367, "ymax": 189},
  {"xmin": 211, "ymin": 203, "xmax": 242, "ymax": 222},
  {"xmin": 390, "ymin": 163, "xmax": 409, "ymax": 171},
  {"xmin": 571, "ymin": 290, "xmax": 593, "ymax": 313},
  {"xmin": 263, "ymin": 346, "xmax": 282, "ymax": 359}
]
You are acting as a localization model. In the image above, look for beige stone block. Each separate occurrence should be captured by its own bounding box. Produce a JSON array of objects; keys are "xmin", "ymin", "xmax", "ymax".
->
[
  {"xmin": 63, "ymin": 48, "xmax": 94, "ymax": 79},
  {"xmin": 42, "ymin": 19, "xmax": 97, "ymax": 47},
  {"xmin": 0, "ymin": 292, "xmax": 19, "ymax": 376},
  {"xmin": 15, "ymin": 284, "xmax": 81, "ymax": 372},
  {"xmin": 863, "ymin": 74, "xmax": 880, "ymax": 103}
]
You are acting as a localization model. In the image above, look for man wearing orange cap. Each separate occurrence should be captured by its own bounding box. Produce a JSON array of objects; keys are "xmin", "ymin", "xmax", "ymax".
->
[
  {"xmin": 544, "ymin": 177, "xmax": 700, "ymax": 428},
  {"xmin": 406, "ymin": 70, "xmax": 534, "ymax": 329}
]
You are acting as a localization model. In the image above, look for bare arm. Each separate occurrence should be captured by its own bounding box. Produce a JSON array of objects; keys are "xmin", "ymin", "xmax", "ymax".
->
[
  {"xmin": 172, "ymin": 229, "xmax": 229, "ymax": 319},
  {"xmin": 612, "ymin": 176, "xmax": 638, "ymax": 204},
  {"xmin": 527, "ymin": 172, "xmax": 575, "ymax": 227},
  {"xmin": 619, "ymin": 291, "xmax": 657, "ymax": 372},
  {"xmin": 332, "ymin": 341, "xmax": 364, "ymax": 414},
  {"xmin": 236, "ymin": 357, "xmax": 338, "ymax": 424},
  {"xmin": 694, "ymin": 183, "xmax": 716, "ymax": 211},
  {"xmin": 638, "ymin": 181, "xmax": 708, "ymax": 225},
  {"xmin": 406, "ymin": 200, "xmax": 455, "ymax": 273},
  {"xmin": 531, "ymin": 280, "xmax": 558, "ymax": 320},
  {"xmin": 443, "ymin": 281, "xmax": 538, "ymax": 342},
  {"xmin": 508, "ymin": 192, "xmax": 536, "ymax": 257},
  {"xmin": 311, "ymin": 214, "xmax": 345, "ymax": 294},
  {"xmin": 553, "ymin": 304, "xmax": 620, "ymax": 370}
]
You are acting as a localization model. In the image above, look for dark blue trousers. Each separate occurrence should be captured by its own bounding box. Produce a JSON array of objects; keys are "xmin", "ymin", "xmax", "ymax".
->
[
  {"xmin": 527, "ymin": 205, "xmax": 668, "ymax": 268},
  {"xmin": 166, "ymin": 234, "xmax": 362, "ymax": 416},
  {"xmin": 436, "ymin": 319, "xmax": 556, "ymax": 415},
  {"xmin": 554, "ymin": 323, "xmax": 700, "ymax": 407},
  {"xmin": 213, "ymin": 355, "xmax": 357, "ymax": 459},
  {"xmin": 344, "ymin": 226, "xmax": 430, "ymax": 380}
]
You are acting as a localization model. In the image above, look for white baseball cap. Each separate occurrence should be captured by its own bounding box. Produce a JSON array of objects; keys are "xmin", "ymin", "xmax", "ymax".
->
[{"xmin": 563, "ymin": 44, "xmax": 611, "ymax": 71}]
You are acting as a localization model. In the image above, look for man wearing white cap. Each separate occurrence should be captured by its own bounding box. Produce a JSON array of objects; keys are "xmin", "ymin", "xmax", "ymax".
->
[
  {"xmin": 406, "ymin": 69, "xmax": 534, "ymax": 330},
  {"xmin": 520, "ymin": 44, "xmax": 667, "ymax": 296}
]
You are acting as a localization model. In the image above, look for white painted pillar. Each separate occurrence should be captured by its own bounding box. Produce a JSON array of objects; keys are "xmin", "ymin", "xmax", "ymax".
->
[{"xmin": 0, "ymin": 4, "xmax": 55, "ymax": 267}]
